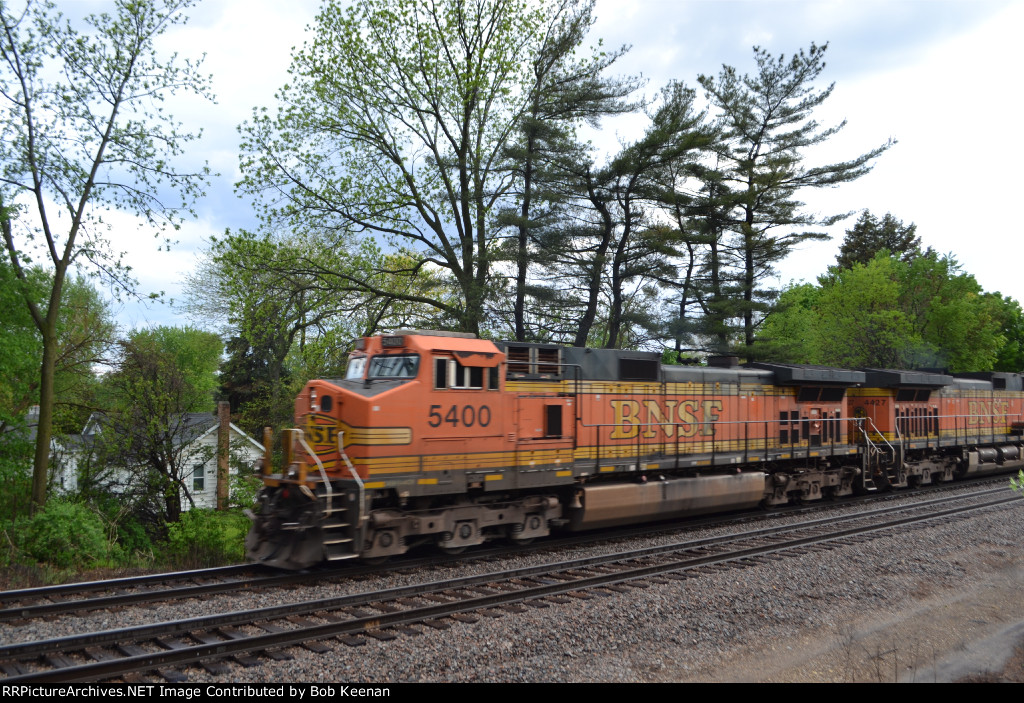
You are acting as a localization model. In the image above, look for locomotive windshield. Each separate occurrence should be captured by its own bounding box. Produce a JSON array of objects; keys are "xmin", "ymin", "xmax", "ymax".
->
[
  {"xmin": 368, "ymin": 354, "xmax": 420, "ymax": 378},
  {"xmin": 345, "ymin": 355, "xmax": 367, "ymax": 380}
]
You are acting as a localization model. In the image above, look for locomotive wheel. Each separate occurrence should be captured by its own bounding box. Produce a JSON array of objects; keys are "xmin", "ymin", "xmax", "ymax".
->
[
  {"xmin": 508, "ymin": 536, "xmax": 535, "ymax": 546},
  {"xmin": 438, "ymin": 545, "xmax": 467, "ymax": 555}
]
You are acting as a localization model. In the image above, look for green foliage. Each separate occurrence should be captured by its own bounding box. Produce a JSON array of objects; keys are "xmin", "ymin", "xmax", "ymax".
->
[
  {"xmin": 97, "ymin": 326, "xmax": 223, "ymax": 524},
  {"xmin": 897, "ymin": 254, "xmax": 1003, "ymax": 370},
  {"xmin": 121, "ymin": 326, "xmax": 223, "ymax": 412},
  {"xmin": 758, "ymin": 252, "xmax": 1009, "ymax": 371},
  {"xmin": 749, "ymin": 283, "xmax": 823, "ymax": 363},
  {"xmin": 84, "ymin": 493, "xmax": 155, "ymax": 565},
  {"xmin": 230, "ymin": 471, "xmax": 262, "ymax": 511},
  {"xmin": 834, "ymin": 211, "xmax": 922, "ymax": 270},
  {"xmin": 816, "ymin": 256, "xmax": 909, "ymax": 368},
  {"xmin": 498, "ymin": 0, "xmax": 639, "ymax": 342},
  {"xmin": 0, "ymin": 261, "xmax": 112, "ymax": 433},
  {"xmin": 0, "ymin": 0, "xmax": 213, "ymax": 509},
  {"xmin": 988, "ymin": 294, "xmax": 1024, "ymax": 372},
  {"xmin": 238, "ymin": 0, "xmax": 571, "ymax": 334},
  {"xmin": 164, "ymin": 509, "xmax": 250, "ymax": 568},
  {"xmin": 0, "ymin": 427, "xmax": 34, "ymax": 524},
  {"xmin": 1011, "ymin": 471, "xmax": 1024, "ymax": 496},
  {"xmin": 0, "ymin": 259, "xmax": 42, "ymax": 425},
  {"xmin": 696, "ymin": 43, "xmax": 892, "ymax": 348},
  {"xmin": 12, "ymin": 500, "xmax": 110, "ymax": 570}
]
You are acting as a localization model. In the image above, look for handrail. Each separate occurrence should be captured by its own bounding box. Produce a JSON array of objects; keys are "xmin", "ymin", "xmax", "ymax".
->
[
  {"xmin": 297, "ymin": 430, "xmax": 332, "ymax": 510},
  {"xmin": 337, "ymin": 431, "xmax": 368, "ymax": 540}
]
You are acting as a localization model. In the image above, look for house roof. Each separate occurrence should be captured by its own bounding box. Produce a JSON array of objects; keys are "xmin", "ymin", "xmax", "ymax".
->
[{"xmin": 80, "ymin": 410, "xmax": 265, "ymax": 453}]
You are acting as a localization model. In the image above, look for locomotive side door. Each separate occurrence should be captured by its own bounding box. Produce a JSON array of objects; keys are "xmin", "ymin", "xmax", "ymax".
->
[
  {"xmin": 506, "ymin": 344, "xmax": 576, "ymax": 490},
  {"xmin": 424, "ymin": 351, "xmax": 505, "ymax": 485}
]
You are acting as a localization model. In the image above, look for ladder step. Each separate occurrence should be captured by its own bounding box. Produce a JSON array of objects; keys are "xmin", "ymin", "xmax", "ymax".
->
[{"xmin": 324, "ymin": 537, "xmax": 354, "ymax": 546}]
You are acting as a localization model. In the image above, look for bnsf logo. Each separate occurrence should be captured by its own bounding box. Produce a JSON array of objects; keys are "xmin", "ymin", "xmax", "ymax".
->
[
  {"xmin": 305, "ymin": 413, "xmax": 339, "ymax": 450},
  {"xmin": 967, "ymin": 400, "xmax": 1011, "ymax": 425},
  {"xmin": 610, "ymin": 399, "xmax": 724, "ymax": 439}
]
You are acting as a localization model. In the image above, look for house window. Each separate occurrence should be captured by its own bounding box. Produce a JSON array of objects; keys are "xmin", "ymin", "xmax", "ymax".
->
[{"xmin": 193, "ymin": 464, "xmax": 206, "ymax": 492}]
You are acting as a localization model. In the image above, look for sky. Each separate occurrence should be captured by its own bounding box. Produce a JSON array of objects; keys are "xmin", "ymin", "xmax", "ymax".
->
[{"xmin": 50, "ymin": 0, "xmax": 1023, "ymax": 331}]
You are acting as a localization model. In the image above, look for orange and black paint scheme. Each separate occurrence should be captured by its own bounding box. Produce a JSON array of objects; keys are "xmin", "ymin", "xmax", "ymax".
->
[{"xmin": 245, "ymin": 331, "xmax": 1024, "ymax": 569}]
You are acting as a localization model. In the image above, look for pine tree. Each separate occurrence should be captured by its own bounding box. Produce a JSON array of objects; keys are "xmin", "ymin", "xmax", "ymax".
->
[
  {"xmin": 698, "ymin": 43, "xmax": 892, "ymax": 350},
  {"xmin": 499, "ymin": 0, "xmax": 639, "ymax": 341},
  {"xmin": 835, "ymin": 210, "xmax": 922, "ymax": 269}
]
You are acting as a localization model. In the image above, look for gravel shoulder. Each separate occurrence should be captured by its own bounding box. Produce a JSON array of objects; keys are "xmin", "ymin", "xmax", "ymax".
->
[
  {"xmin": 685, "ymin": 549, "xmax": 1024, "ymax": 682},
  {"xmin": 240, "ymin": 493, "xmax": 1024, "ymax": 683}
]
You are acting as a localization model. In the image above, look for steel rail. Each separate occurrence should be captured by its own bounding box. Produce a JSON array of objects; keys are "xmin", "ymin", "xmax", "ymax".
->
[
  {"xmin": 0, "ymin": 477, "xmax": 1007, "ymax": 623},
  {"xmin": 1, "ymin": 488, "xmax": 1016, "ymax": 682}
]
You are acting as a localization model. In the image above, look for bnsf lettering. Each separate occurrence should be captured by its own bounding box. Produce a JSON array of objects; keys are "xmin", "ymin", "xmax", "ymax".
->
[
  {"xmin": 428, "ymin": 404, "xmax": 491, "ymax": 428},
  {"xmin": 610, "ymin": 399, "xmax": 724, "ymax": 439},
  {"xmin": 967, "ymin": 400, "xmax": 1010, "ymax": 425},
  {"xmin": 308, "ymin": 424, "xmax": 338, "ymax": 445}
]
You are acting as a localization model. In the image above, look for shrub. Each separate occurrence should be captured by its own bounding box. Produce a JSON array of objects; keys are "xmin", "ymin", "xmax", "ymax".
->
[
  {"xmin": 85, "ymin": 493, "xmax": 156, "ymax": 566},
  {"xmin": 165, "ymin": 508, "xmax": 250, "ymax": 568},
  {"xmin": 13, "ymin": 500, "xmax": 110, "ymax": 569}
]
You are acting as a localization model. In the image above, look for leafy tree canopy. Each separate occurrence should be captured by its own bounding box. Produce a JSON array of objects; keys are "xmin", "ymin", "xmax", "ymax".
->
[
  {"xmin": 238, "ymin": 0, "xmax": 625, "ymax": 335},
  {"xmin": 758, "ymin": 252, "xmax": 1007, "ymax": 372},
  {"xmin": 696, "ymin": 43, "xmax": 892, "ymax": 350},
  {"xmin": 96, "ymin": 325, "xmax": 222, "ymax": 524},
  {"xmin": 0, "ymin": 257, "xmax": 114, "ymax": 432},
  {"xmin": 0, "ymin": 0, "xmax": 213, "ymax": 509}
]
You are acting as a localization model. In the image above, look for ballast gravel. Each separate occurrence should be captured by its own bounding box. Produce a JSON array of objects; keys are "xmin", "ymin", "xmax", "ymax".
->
[{"xmin": 3, "ymin": 482, "xmax": 1023, "ymax": 683}]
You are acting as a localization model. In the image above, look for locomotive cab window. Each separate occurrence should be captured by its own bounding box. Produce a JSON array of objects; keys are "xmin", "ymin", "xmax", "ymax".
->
[
  {"xmin": 345, "ymin": 355, "xmax": 367, "ymax": 380},
  {"xmin": 368, "ymin": 354, "xmax": 419, "ymax": 378},
  {"xmin": 434, "ymin": 357, "xmax": 495, "ymax": 390}
]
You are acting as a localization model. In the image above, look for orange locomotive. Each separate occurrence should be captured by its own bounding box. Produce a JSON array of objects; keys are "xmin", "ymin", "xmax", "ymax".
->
[{"xmin": 245, "ymin": 330, "xmax": 1024, "ymax": 569}]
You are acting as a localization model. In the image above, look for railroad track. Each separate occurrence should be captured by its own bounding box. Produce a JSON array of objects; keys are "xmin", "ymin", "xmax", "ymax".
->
[
  {"xmin": 1, "ymin": 485, "xmax": 1017, "ymax": 683},
  {"xmin": 1, "ymin": 475, "xmax": 1005, "ymax": 623}
]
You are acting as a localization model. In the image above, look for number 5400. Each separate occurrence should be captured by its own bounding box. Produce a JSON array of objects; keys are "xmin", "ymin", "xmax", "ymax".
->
[{"xmin": 428, "ymin": 404, "xmax": 491, "ymax": 428}]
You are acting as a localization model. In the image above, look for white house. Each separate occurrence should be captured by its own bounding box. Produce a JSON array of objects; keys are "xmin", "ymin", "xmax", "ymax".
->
[{"xmin": 53, "ymin": 410, "xmax": 265, "ymax": 510}]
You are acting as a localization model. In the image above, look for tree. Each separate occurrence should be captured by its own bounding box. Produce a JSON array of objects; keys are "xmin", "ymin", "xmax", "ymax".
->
[
  {"xmin": 697, "ymin": 43, "xmax": 891, "ymax": 350},
  {"xmin": 0, "ymin": 258, "xmax": 114, "ymax": 433},
  {"xmin": 184, "ymin": 228, "xmax": 447, "ymax": 435},
  {"xmin": 834, "ymin": 210, "xmax": 922, "ymax": 270},
  {"xmin": 747, "ymin": 282, "xmax": 822, "ymax": 363},
  {"xmin": 580, "ymin": 82, "xmax": 713, "ymax": 348},
  {"xmin": 0, "ymin": 0, "xmax": 212, "ymax": 510},
  {"xmin": 0, "ymin": 255, "xmax": 39, "ymax": 428},
  {"xmin": 988, "ymin": 293, "xmax": 1024, "ymax": 373},
  {"xmin": 98, "ymin": 326, "xmax": 222, "ymax": 525},
  {"xmin": 498, "ymin": 0, "xmax": 639, "ymax": 341},
  {"xmin": 239, "ymin": 0, "xmax": 606, "ymax": 336},
  {"xmin": 757, "ymin": 252, "xmax": 1007, "ymax": 371},
  {"xmin": 515, "ymin": 81, "xmax": 714, "ymax": 349}
]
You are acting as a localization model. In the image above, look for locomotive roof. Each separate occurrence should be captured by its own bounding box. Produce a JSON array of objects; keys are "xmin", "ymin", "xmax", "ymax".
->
[
  {"xmin": 747, "ymin": 362, "xmax": 866, "ymax": 386},
  {"xmin": 952, "ymin": 372, "xmax": 1024, "ymax": 391},
  {"xmin": 859, "ymin": 369, "xmax": 954, "ymax": 388},
  {"xmin": 661, "ymin": 364, "xmax": 775, "ymax": 385}
]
